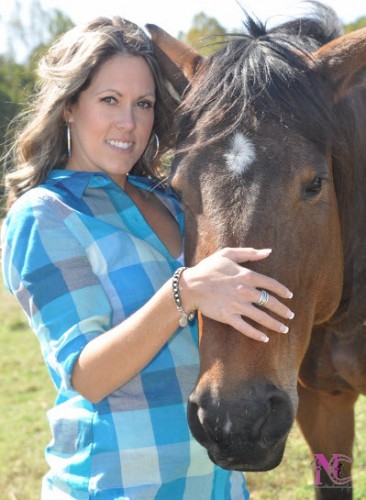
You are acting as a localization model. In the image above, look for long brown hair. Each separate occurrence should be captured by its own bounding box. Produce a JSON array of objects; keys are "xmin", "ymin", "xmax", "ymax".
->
[{"xmin": 3, "ymin": 16, "xmax": 177, "ymax": 207}]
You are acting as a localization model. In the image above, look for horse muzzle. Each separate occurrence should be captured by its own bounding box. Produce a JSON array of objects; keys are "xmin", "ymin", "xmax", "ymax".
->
[{"xmin": 187, "ymin": 379, "xmax": 295, "ymax": 471}]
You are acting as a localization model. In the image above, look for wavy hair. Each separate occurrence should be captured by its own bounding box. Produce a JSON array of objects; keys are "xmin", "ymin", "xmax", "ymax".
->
[{"xmin": 4, "ymin": 16, "xmax": 177, "ymax": 207}]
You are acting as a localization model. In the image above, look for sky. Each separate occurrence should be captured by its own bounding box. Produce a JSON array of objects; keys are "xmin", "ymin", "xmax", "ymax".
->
[{"xmin": 1, "ymin": 0, "xmax": 365, "ymax": 60}]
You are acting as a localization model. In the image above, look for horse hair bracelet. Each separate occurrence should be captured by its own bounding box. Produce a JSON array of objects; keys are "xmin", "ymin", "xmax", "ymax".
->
[{"xmin": 172, "ymin": 267, "xmax": 196, "ymax": 327}]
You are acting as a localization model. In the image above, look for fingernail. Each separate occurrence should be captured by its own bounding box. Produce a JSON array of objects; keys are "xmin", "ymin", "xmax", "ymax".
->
[
  {"xmin": 280, "ymin": 325, "xmax": 289, "ymax": 334},
  {"xmin": 287, "ymin": 290, "xmax": 293, "ymax": 299},
  {"xmin": 262, "ymin": 335, "xmax": 269, "ymax": 343},
  {"xmin": 256, "ymin": 248, "xmax": 272, "ymax": 254},
  {"xmin": 287, "ymin": 310, "xmax": 295, "ymax": 319}
]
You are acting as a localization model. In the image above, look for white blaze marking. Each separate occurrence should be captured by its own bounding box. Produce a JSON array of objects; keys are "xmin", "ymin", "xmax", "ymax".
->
[{"xmin": 224, "ymin": 132, "xmax": 256, "ymax": 175}]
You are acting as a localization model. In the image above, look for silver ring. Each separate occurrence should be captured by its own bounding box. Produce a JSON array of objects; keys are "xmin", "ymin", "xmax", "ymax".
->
[{"xmin": 257, "ymin": 289, "xmax": 269, "ymax": 307}]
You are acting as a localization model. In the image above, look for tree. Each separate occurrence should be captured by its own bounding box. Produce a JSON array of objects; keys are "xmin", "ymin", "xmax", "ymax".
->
[
  {"xmin": 0, "ymin": 55, "xmax": 29, "ymax": 212},
  {"xmin": 344, "ymin": 16, "xmax": 366, "ymax": 33},
  {"xmin": 0, "ymin": 55, "xmax": 34, "ymax": 157},
  {"xmin": 178, "ymin": 12, "xmax": 228, "ymax": 57},
  {"xmin": 0, "ymin": 1, "xmax": 74, "ymax": 203},
  {"xmin": 5, "ymin": 0, "xmax": 74, "ymax": 63},
  {"xmin": 0, "ymin": 1, "xmax": 74, "ymax": 117}
]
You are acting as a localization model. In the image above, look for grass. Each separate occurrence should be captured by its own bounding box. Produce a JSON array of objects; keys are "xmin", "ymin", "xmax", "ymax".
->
[
  {"xmin": 0, "ymin": 274, "xmax": 365, "ymax": 499},
  {"xmin": 0, "ymin": 275, "xmax": 56, "ymax": 500}
]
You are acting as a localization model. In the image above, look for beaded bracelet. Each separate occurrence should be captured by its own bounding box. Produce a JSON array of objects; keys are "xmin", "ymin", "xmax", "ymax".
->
[{"xmin": 172, "ymin": 267, "xmax": 196, "ymax": 327}]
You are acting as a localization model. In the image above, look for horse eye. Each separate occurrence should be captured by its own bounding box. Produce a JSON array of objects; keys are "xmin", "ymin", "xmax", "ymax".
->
[{"xmin": 305, "ymin": 177, "xmax": 324, "ymax": 194}]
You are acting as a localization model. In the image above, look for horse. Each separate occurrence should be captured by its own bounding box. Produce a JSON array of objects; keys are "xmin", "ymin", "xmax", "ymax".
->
[{"xmin": 147, "ymin": 2, "xmax": 366, "ymax": 498}]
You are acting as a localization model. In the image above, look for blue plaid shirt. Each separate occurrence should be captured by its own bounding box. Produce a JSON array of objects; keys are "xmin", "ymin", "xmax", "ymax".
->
[{"xmin": 1, "ymin": 170, "xmax": 249, "ymax": 499}]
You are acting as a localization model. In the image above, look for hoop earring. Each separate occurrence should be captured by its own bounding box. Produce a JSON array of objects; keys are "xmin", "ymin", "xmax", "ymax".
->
[
  {"xmin": 67, "ymin": 123, "xmax": 71, "ymax": 157},
  {"xmin": 153, "ymin": 132, "xmax": 160, "ymax": 160}
]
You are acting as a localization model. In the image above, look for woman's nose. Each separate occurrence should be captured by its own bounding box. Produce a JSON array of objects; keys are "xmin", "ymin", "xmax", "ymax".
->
[{"xmin": 116, "ymin": 106, "xmax": 136, "ymax": 131}]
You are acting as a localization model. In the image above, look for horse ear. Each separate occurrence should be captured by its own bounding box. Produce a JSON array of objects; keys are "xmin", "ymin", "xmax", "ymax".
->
[
  {"xmin": 311, "ymin": 27, "xmax": 366, "ymax": 101},
  {"xmin": 146, "ymin": 24, "xmax": 203, "ymax": 95}
]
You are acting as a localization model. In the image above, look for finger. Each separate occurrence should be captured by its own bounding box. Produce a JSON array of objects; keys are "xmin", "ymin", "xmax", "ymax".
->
[
  {"xmin": 254, "ymin": 289, "xmax": 295, "ymax": 320},
  {"xmin": 246, "ymin": 306, "xmax": 290, "ymax": 334},
  {"xmin": 229, "ymin": 291, "xmax": 291, "ymax": 332},
  {"xmin": 238, "ymin": 270, "xmax": 293, "ymax": 299},
  {"xmin": 220, "ymin": 247, "xmax": 273, "ymax": 263},
  {"xmin": 236, "ymin": 283, "xmax": 294, "ymax": 316},
  {"xmin": 228, "ymin": 315, "xmax": 270, "ymax": 343}
]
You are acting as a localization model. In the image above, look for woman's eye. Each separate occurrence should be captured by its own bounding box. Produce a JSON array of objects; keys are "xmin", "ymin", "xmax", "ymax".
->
[
  {"xmin": 101, "ymin": 96, "xmax": 117, "ymax": 104},
  {"xmin": 138, "ymin": 100, "xmax": 154, "ymax": 109}
]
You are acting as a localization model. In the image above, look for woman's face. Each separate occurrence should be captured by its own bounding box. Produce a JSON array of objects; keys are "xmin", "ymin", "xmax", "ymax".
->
[{"xmin": 66, "ymin": 54, "xmax": 156, "ymax": 188}]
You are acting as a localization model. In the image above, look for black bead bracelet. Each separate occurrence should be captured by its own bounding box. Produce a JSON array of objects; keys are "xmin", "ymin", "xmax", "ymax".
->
[{"xmin": 172, "ymin": 267, "xmax": 196, "ymax": 327}]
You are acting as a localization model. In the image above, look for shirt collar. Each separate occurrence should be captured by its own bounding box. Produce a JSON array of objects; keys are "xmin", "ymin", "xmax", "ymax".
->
[{"xmin": 45, "ymin": 170, "xmax": 111, "ymax": 198}]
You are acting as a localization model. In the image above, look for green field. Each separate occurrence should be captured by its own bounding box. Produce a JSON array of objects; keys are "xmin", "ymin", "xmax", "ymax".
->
[{"xmin": 0, "ymin": 275, "xmax": 365, "ymax": 499}]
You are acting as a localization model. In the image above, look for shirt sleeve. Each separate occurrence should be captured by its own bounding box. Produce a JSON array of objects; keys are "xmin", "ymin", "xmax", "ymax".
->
[{"xmin": 1, "ymin": 192, "xmax": 113, "ymax": 392}]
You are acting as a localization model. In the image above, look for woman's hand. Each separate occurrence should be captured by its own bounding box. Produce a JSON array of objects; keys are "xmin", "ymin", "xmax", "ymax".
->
[{"xmin": 179, "ymin": 247, "xmax": 294, "ymax": 343}]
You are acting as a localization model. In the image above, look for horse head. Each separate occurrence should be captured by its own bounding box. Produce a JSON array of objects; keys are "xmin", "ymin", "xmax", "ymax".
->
[{"xmin": 147, "ymin": 6, "xmax": 366, "ymax": 471}]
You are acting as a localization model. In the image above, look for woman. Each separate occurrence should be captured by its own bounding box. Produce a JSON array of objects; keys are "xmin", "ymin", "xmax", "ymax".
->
[{"xmin": 1, "ymin": 16, "xmax": 294, "ymax": 499}]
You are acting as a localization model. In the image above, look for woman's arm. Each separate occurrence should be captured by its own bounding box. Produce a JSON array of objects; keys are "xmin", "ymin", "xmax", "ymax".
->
[
  {"xmin": 72, "ymin": 247, "xmax": 294, "ymax": 403},
  {"xmin": 2, "ymin": 196, "xmax": 293, "ymax": 404}
]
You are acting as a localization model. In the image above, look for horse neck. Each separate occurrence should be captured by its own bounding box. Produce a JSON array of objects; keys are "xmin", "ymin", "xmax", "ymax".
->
[{"xmin": 331, "ymin": 88, "xmax": 366, "ymax": 331}]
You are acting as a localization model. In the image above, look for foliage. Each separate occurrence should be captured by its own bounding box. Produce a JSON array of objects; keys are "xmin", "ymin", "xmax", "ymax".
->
[
  {"xmin": 0, "ymin": 55, "xmax": 34, "ymax": 153},
  {"xmin": 0, "ymin": 1, "xmax": 74, "ymax": 211},
  {"xmin": 6, "ymin": 0, "xmax": 74, "ymax": 64},
  {"xmin": 0, "ymin": 1, "xmax": 74, "ymax": 153},
  {"xmin": 178, "ymin": 12, "xmax": 228, "ymax": 57},
  {"xmin": 178, "ymin": 10, "xmax": 366, "ymax": 58},
  {"xmin": 344, "ymin": 16, "xmax": 366, "ymax": 34}
]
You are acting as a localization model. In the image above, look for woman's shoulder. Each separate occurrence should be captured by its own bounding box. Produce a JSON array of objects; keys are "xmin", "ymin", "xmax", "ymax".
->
[
  {"xmin": 6, "ymin": 186, "xmax": 44, "ymax": 216},
  {"xmin": 5, "ymin": 184, "xmax": 59, "ymax": 219},
  {"xmin": 4, "ymin": 169, "xmax": 89, "ymax": 220},
  {"xmin": 2, "ymin": 181, "xmax": 72, "ymax": 244},
  {"xmin": 1, "ymin": 187, "xmax": 54, "ymax": 271}
]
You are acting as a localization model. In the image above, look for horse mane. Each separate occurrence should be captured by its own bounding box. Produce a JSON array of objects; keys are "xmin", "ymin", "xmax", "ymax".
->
[{"xmin": 178, "ymin": 2, "xmax": 345, "ymax": 146}]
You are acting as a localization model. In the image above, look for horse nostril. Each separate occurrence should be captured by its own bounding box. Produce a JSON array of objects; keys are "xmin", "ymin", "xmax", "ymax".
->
[
  {"xmin": 187, "ymin": 398, "xmax": 212, "ymax": 446},
  {"xmin": 188, "ymin": 395, "xmax": 228, "ymax": 445},
  {"xmin": 258, "ymin": 391, "xmax": 294, "ymax": 445},
  {"xmin": 267, "ymin": 392, "xmax": 290, "ymax": 416},
  {"xmin": 268, "ymin": 396, "xmax": 277, "ymax": 414}
]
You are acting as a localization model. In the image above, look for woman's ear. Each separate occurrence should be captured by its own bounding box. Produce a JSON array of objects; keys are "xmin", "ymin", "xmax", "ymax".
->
[{"xmin": 64, "ymin": 103, "xmax": 74, "ymax": 124}]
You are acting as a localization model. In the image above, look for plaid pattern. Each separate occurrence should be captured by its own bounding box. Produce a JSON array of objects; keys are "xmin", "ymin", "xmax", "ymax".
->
[{"xmin": 1, "ymin": 171, "xmax": 249, "ymax": 499}]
